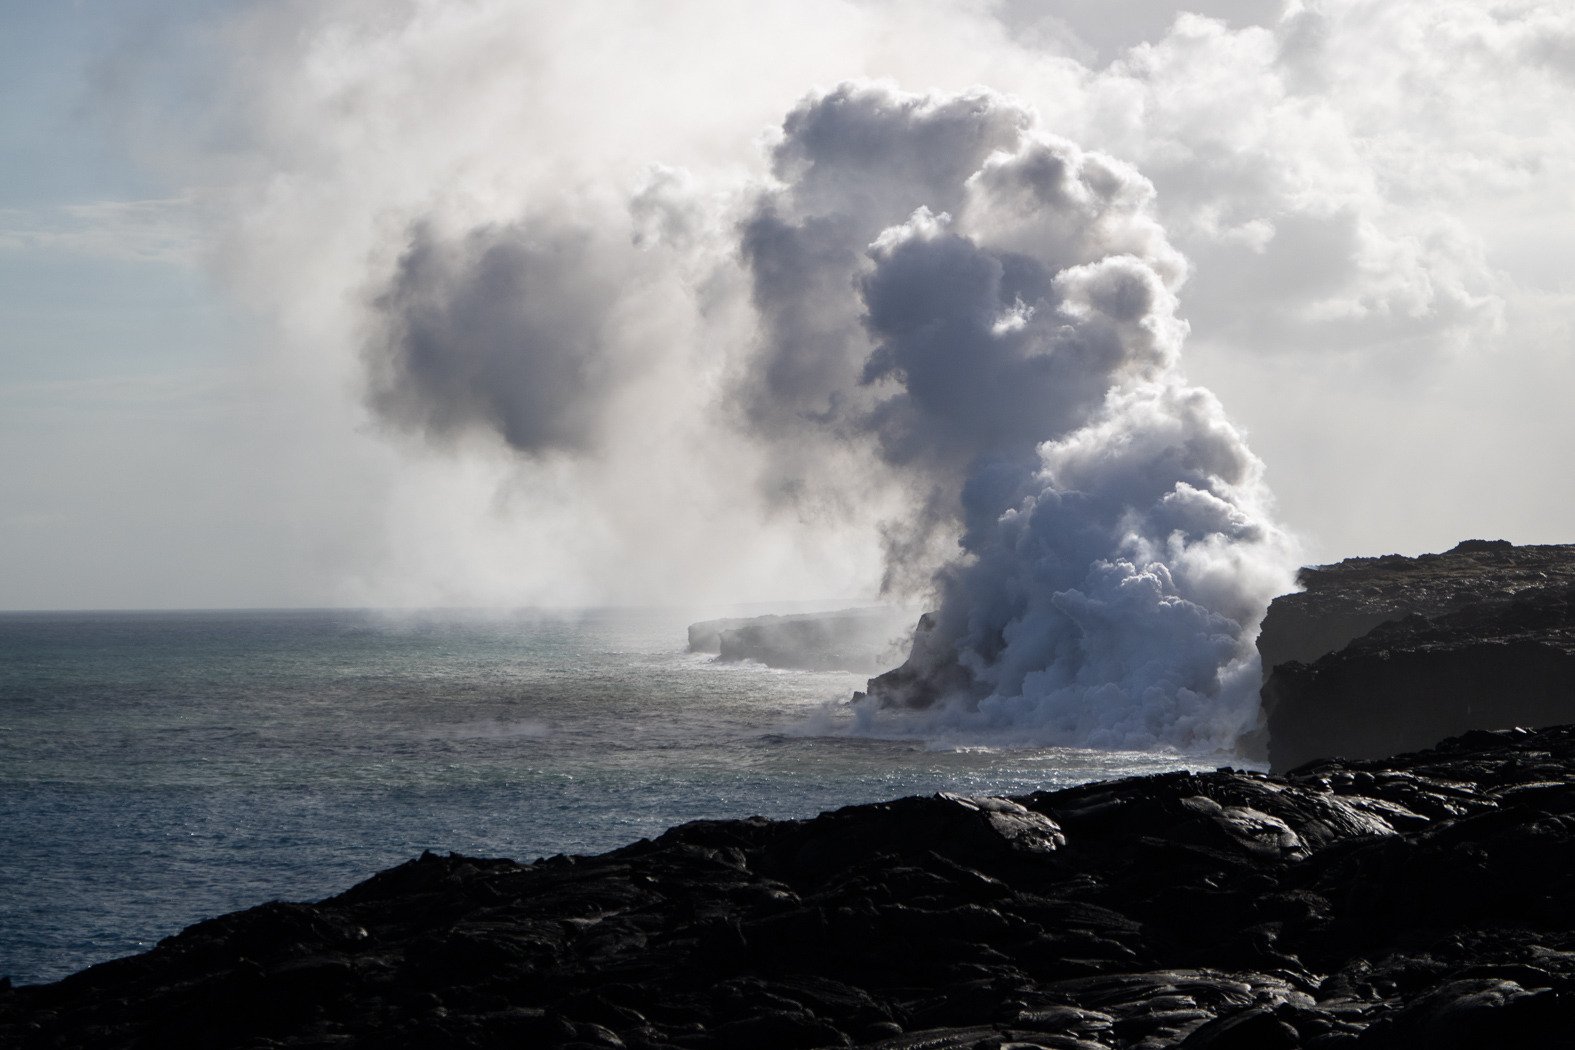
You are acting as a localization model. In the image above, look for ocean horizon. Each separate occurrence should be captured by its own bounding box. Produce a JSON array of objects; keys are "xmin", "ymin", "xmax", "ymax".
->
[{"xmin": 0, "ymin": 606, "xmax": 1207, "ymax": 986}]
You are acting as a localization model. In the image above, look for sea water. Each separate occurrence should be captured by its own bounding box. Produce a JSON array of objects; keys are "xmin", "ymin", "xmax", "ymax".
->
[{"xmin": 0, "ymin": 607, "xmax": 1205, "ymax": 986}]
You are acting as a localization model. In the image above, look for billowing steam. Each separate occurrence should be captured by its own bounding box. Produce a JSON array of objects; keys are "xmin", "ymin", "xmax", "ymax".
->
[
  {"xmin": 734, "ymin": 86, "xmax": 1298, "ymax": 750},
  {"xmin": 365, "ymin": 83, "xmax": 1299, "ymax": 752}
]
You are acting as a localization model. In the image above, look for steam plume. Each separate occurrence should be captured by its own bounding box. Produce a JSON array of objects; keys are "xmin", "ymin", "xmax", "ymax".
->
[
  {"xmin": 355, "ymin": 81, "xmax": 1297, "ymax": 749},
  {"xmin": 362, "ymin": 84, "xmax": 1306, "ymax": 751},
  {"xmin": 738, "ymin": 85, "xmax": 1298, "ymax": 750}
]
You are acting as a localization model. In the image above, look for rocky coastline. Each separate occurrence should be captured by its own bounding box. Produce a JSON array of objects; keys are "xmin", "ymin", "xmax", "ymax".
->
[
  {"xmin": 7, "ymin": 541, "xmax": 1575, "ymax": 1049},
  {"xmin": 8, "ymin": 726, "xmax": 1575, "ymax": 1048}
]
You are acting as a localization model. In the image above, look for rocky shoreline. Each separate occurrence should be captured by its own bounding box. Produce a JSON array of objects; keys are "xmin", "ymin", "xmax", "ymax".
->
[
  {"xmin": 8, "ymin": 540, "xmax": 1575, "ymax": 1048},
  {"xmin": 7, "ymin": 723, "xmax": 1575, "ymax": 1048}
]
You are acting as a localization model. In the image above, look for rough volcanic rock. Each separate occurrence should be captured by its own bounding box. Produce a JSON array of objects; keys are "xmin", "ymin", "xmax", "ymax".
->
[
  {"xmin": 11, "ymin": 726, "xmax": 1575, "ymax": 1048},
  {"xmin": 1256, "ymin": 539, "xmax": 1575, "ymax": 673},
  {"xmin": 687, "ymin": 608, "xmax": 914, "ymax": 674},
  {"xmin": 1259, "ymin": 541, "xmax": 1575, "ymax": 773}
]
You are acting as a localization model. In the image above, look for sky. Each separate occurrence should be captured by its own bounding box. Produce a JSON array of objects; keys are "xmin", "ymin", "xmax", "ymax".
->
[{"xmin": 2, "ymin": 0, "xmax": 1572, "ymax": 612}]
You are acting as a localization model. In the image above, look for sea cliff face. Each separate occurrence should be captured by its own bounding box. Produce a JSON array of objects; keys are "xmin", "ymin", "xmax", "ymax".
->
[
  {"xmin": 687, "ymin": 608, "xmax": 915, "ymax": 675},
  {"xmin": 1259, "ymin": 540, "xmax": 1575, "ymax": 773},
  {"xmin": 9, "ymin": 725, "xmax": 1575, "ymax": 1048}
]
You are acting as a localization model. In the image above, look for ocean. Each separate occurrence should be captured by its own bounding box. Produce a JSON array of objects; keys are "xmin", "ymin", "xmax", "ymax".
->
[{"xmin": 0, "ymin": 607, "xmax": 1204, "ymax": 986}]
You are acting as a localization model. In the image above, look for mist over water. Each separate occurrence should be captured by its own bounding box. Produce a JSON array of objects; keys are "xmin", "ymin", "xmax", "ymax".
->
[{"xmin": 366, "ymin": 84, "xmax": 1298, "ymax": 752}]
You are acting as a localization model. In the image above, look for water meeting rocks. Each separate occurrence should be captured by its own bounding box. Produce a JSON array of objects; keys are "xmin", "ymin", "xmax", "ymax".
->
[
  {"xmin": 1259, "ymin": 540, "xmax": 1575, "ymax": 773},
  {"xmin": 9, "ymin": 726, "xmax": 1575, "ymax": 1048}
]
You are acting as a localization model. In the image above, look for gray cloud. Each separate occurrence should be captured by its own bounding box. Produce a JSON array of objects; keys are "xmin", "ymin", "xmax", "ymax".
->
[
  {"xmin": 736, "ymin": 85, "xmax": 1029, "ymax": 437},
  {"xmin": 367, "ymin": 220, "xmax": 636, "ymax": 457}
]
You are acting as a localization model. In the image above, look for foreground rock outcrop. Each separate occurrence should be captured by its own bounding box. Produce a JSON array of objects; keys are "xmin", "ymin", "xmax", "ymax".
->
[
  {"xmin": 1260, "ymin": 540, "xmax": 1575, "ymax": 772},
  {"xmin": 10, "ymin": 725, "xmax": 1575, "ymax": 1048}
]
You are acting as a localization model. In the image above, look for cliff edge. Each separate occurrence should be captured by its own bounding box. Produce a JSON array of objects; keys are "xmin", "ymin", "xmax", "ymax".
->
[{"xmin": 1259, "ymin": 540, "xmax": 1575, "ymax": 772}]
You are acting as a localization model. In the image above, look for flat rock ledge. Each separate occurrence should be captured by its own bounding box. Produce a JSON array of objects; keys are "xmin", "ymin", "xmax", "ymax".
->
[{"xmin": 10, "ymin": 727, "xmax": 1575, "ymax": 1048}]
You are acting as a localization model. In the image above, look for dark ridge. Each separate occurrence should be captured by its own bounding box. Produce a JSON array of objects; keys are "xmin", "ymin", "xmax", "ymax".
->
[
  {"xmin": 1258, "ymin": 540, "xmax": 1575, "ymax": 772},
  {"xmin": 8, "ymin": 725, "xmax": 1575, "ymax": 1048},
  {"xmin": 1257, "ymin": 540, "xmax": 1575, "ymax": 672}
]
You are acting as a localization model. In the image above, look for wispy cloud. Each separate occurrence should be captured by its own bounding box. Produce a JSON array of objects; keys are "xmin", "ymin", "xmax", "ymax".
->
[{"xmin": 0, "ymin": 196, "xmax": 199, "ymax": 264}]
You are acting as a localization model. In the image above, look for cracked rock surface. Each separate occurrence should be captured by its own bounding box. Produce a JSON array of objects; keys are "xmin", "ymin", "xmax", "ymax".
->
[{"xmin": 8, "ymin": 726, "xmax": 1575, "ymax": 1048}]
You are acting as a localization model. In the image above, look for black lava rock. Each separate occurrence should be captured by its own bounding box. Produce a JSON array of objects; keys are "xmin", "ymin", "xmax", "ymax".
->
[{"xmin": 10, "ymin": 726, "xmax": 1575, "ymax": 1047}]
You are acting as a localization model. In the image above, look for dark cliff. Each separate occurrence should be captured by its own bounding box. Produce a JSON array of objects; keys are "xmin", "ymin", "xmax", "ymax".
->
[
  {"xmin": 10, "ymin": 726, "xmax": 1575, "ymax": 1048},
  {"xmin": 1259, "ymin": 540, "xmax": 1575, "ymax": 773}
]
